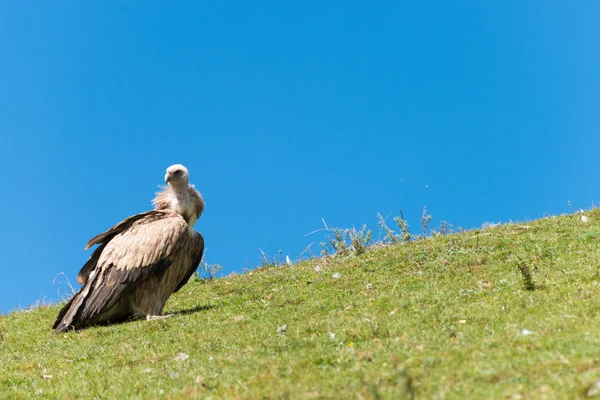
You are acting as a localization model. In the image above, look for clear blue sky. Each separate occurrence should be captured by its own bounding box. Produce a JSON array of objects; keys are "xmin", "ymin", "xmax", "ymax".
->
[{"xmin": 1, "ymin": 2, "xmax": 598, "ymax": 312}]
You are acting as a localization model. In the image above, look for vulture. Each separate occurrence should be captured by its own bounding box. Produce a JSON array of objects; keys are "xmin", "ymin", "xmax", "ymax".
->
[{"xmin": 53, "ymin": 164, "xmax": 205, "ymax": 333}]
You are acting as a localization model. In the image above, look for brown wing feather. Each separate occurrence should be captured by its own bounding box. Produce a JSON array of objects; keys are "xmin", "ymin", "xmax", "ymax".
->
[
  {"xmin": 78, "ymin": 210, "xmax": 171, "ymax": 284},
  {"xmin": 84, "ymin": 210, "xmax": 166, "ymax": 250},
  {"xmin": 54, "ymin": 210, "xmax": 189, "ymax": 331},
  {"xmin": 77, "ymin": 243, "xmax": 107, "ymax": 285},
  {"xmin": 174, "ymin": 231, "xmax": 204, "ymax": 293}
]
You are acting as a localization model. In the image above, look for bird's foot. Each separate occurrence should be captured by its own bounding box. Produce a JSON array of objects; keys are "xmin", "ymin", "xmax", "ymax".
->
[{"xmin": 146, "ymin": 314, "xmax": 174, "ymax": 321}]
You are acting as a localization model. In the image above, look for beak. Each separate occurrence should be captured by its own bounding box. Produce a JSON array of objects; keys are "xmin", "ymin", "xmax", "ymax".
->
[{"xmin": 165, "ymin": 172, "xmax": 173, "ymax": 183}]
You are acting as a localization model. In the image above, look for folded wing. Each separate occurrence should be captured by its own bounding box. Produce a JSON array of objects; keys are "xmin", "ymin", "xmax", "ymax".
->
[{"xmin": 174, "ymin": 231, "xmax": 204, "ymax": 293}]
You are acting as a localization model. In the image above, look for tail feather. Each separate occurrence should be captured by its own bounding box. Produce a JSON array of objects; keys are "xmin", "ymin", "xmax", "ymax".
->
[
  {"xmin": 52, "ymin": 297, "xmax": 76, "ymax": 332},
  {"xmin": 53, "ymin": 271, "xmax": 98, "ymax": 333}
]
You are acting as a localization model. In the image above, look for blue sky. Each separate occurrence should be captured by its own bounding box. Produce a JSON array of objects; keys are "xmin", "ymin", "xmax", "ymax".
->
[{"xmin": 1, "ymin": 2, "xmax": 598, "ymax": 312}]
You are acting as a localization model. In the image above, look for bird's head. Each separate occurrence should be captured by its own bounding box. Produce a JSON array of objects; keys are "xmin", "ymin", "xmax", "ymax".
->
[{"xmin": 165, "ymin": 164, "xmax": 189, "ymax": 187}]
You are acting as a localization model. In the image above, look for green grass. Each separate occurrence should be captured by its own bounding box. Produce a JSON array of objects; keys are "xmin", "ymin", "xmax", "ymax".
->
[{"xmin": 3, "ymin": 209, "xmax": 600, "ymax": 399}]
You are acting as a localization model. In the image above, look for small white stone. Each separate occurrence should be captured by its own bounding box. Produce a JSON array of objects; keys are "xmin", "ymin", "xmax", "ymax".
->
[
  {"xmin": 332, "ymin": 273, "xmax": 341, "ymax": 279},
  {"xmin": 173, "ymin": 352, "xmax": 189, "ymax": 361},
  {"xmin": 314, "ymin": 265, "xmax": 322, "ymax": 273},
  {"xmin": 581, "ymin": 215, "xmax": 590, "ymax": 223},
  {"xmin": 208, "ymin": 355, "xmax": 214, "ymax": 361},
  {"xmin": 521, "ymin": 329, "xmax": 534, "ymax": 336},
  {"xmin": 366, "ymin": 283, "xmax": 373, "ymax": 290},
  {"xmin": 587, "ymin": 381, "xmax": 600, "ymax": 397},
  {"xmin": 277, "ymin": 324, "xmax": 287, "ymax": 333},
  {"xmin": 328, "ymin": 332, "xmax": 336, "ymax": 340}
]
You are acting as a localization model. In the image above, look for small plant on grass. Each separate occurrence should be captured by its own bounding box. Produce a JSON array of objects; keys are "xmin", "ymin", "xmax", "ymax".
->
[
  {"xmin": 195, "ymin": 262, "xmax": 224, "ymax": 280},
  {"xmin": 430, "ymin": 220, "xmax": 454, "ymax": 237},
  {"xmin": 515, "ymin": 256, "xmax": 536, "ymax": 291},
  {"xmin": 377, "ymin": 212, "xmax": 397, "ymax": 243},
  {"xmin": 326, "ymin": 228, "xmax": 349, "ymax": 256},
  {"xmin": 350, "ymin": 224, "xmax": 372, "ymax": 255},
  {"xmin": 377, "ymin": 211, "xmax": 412, "ymax": 244},
  {"xmin": 438, "ymin": 220, "xmax": 453, "ymax": 236},
  {"xmin": 258, "ymin": 249, "xmax": 283, "ymax": 267},
  {"xmin": 394, "ymin": 213, "xmax": 412, "ymax": 242},
  {"xmin": 420, "ymin": 206, "xmax": 432, "ymax": 238}
]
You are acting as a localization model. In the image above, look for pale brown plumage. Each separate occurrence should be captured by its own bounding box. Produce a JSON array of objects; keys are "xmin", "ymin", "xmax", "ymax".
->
[{"xmin": 53, "ymin": 164, "xmax": 205, "ymax": 333}]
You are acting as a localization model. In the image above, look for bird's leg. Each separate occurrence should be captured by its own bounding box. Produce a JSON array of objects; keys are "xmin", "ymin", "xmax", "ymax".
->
[
  {"xmin": 144, "ymin": 302, "xmax": 173, "ymax": 321},
  {"xmin": 146, "ymin": 314, "xmax": 174, "ymax": 321}
]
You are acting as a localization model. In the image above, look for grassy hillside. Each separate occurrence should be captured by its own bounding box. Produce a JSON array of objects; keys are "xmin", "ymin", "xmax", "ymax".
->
[{"xmin": 2, "ymin": 209, "xmax": 600, "ymax": 399}]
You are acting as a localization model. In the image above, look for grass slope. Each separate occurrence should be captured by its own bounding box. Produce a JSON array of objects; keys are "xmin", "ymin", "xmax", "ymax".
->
[{"xmin": 2, "ymin": 210, "xmax": 600, "ymax": 399}]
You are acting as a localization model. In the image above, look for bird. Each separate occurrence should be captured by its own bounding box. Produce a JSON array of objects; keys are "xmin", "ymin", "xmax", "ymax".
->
[{"xmin": 53, "ymin": 164, "xmax": 205, "ymax": 333}]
